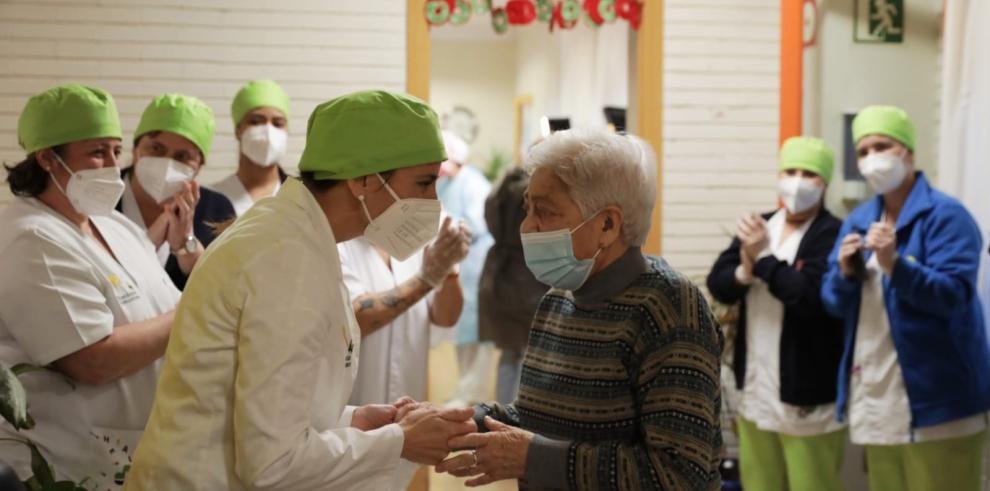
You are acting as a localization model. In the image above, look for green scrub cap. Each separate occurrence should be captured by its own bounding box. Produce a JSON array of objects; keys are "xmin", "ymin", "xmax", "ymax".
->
[
  {"xmin": 852, "ymin": 105, "xmax": 915, "ymax": 151},
  {"xmin": 779, "ymin": 136, "xmax": 835, "ymax": 184},
  {"xmin": 298, "ymin": 90, "xmax": 447, "ymax": 180},
  {"xmin": 231, "ymin": 79, "xmax": 290, "ymax": 127},
  {"xmin": 17, "ymin": 84, "xmax": 122, "ymax": 154},
  {"xmin": 135, "ymin": 94, "xmax": 216, "ymax": 159}
]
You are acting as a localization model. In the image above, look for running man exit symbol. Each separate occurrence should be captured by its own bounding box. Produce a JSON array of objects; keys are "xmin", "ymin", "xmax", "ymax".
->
[{"xmin": 855, "ymin": 0, "xmax": 904, "ymax": 43}]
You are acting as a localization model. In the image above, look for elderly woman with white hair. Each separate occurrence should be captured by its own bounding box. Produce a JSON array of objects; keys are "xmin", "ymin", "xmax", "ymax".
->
[{"xmin": 437, "ymin": 129, "xmax": 724, "ymax": 490}]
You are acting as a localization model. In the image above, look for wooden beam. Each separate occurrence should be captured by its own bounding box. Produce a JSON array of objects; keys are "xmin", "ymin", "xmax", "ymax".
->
[
  {"xmin": 637, "ymin": 0, "xmax": 664, "ymax": 256},
  {"xmin": 405, "ymin": 5, "xmax": 431, "ymax": 491},
  {"xmin": 406, "ymin": 0, "xmax": 431, "ymax": 101}
]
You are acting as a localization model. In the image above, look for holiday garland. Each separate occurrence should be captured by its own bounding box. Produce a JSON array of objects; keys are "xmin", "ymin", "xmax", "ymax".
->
[{"xmin": 425, "ymin": 0, "xmax": 644, "ymax": 33}]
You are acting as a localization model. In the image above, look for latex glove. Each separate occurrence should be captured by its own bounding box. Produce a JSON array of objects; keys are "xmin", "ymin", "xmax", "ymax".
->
[{"xmin": 419, "ymin": 217, "xmax": 471, "ymax": 288}]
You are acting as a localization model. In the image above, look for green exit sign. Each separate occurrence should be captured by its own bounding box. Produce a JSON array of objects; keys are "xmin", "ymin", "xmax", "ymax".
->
[{"xmin": 855, "ymin": 0, "xmax": 905, "ymax": 43}]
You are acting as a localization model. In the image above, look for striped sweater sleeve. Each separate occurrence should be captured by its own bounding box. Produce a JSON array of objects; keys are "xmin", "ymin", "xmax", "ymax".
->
[{"xmin": 523, "ymin": 287, "xmax": 723, "ymax": 491}]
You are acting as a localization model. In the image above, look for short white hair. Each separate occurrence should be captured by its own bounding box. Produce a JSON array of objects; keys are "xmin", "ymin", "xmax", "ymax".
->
[{"xmin": 524, "ymin": 129, "xmax": 658, "ymax": 247}]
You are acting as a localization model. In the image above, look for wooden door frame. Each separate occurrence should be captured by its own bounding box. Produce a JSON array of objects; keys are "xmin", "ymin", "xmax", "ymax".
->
[{"xmin": 406, "ymin": 0, "xmax": 665, "ymax": 255}]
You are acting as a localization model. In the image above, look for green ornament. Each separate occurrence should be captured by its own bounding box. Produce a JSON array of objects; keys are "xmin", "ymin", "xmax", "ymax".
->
[
  {"xmin": 583, "ymin": 9, "xmax": 600, "ymax": 28},
  {"xmin": 561, "ymin": 0, "xmax": 581, "ymax": 22},
  {"xmin": 491, "ymin": 7, "xmax": 509, "ymax": 33},
  {"xmin": 473, "ymin": 0, "xmax": 491, "ymax": 15},
  {"xmin": 450, "ymin": 0, "xmax": 472, "ymax": 24},
  {"xmin": 425, "ymin": 0, "xmax": 450, "ymax": 25},
  {"xmin": 599, "ymin": 0, "xmax": 617, "ymax": 22},
  {"xmin": 536, "ymin": 0, "xmax": 554, "ymax": 22}
]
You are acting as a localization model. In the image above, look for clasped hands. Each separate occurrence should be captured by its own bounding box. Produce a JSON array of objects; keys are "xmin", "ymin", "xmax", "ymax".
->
[
  {"xmin": 147, "ymin": 181, "xmax": 201, "ymax": 252},
  {"xmin": 838, "ymin": 222, "xmax": 897, "ymax": 279},
  {"xmin": 734, "ymin": 212, "xmax": 770, "ymax": 282},
  {"xmin": 351, "ymin": 397, "xmax": 534, "ymax": 487}
]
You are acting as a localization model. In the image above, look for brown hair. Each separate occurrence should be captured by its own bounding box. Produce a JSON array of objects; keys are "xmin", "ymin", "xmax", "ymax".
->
[
  {"xmin": 3, "ymin": 145, "xmax": 66, "ymax": 197},
  {"xmin": 207, "ymin": 170, "xmax": 394, "ymax": 236},
  {"xmin": 134, "ymin": 131, "xmax": 206, "ymax": 166}
]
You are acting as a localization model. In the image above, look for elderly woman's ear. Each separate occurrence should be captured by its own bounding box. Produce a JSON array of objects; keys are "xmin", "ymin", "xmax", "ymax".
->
[{"xmin": 598, "ymin": 206, "xmax": 625, "ymax": 250}]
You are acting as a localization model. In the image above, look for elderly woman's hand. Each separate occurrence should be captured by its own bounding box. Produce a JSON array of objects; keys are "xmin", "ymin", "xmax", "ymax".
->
[{"xmin": 436, "ymin": 416, "xmax": 534, "ymax": 487}]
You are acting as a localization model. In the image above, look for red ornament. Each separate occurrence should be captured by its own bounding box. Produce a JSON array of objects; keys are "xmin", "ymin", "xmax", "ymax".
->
[
  {"xmin": 616, "ymin": 0, "xmax": 642, "ymax": 29},
  {"xmin": 506, "ymin": 0, "xmax": 537, "ymax": 25},
  {"xmin": 584, "ymin": 0, "xmax": 604, "ymax": 26}
]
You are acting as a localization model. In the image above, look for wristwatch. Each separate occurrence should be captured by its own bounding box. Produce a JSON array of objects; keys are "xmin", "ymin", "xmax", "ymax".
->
[{"xmin": 172, "ymin": 235, "xmax": 198, "ymax": 256}]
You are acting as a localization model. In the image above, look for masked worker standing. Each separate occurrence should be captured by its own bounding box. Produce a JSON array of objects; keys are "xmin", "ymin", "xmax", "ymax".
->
[{"xmin": 125, "ymin": 90, "xmax": 476, "ymax": 491}]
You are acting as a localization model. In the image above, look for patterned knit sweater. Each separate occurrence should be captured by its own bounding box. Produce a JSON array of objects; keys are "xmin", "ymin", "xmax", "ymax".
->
[{"xmin": 484, "ymin": 248, "xmax": 723, "ymax": 491}]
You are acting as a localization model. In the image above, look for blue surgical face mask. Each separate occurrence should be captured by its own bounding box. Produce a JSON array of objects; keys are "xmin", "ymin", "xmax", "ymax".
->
[{"xmin": 521, "ymin": 212, "xmax": 602, "ymax": 291}]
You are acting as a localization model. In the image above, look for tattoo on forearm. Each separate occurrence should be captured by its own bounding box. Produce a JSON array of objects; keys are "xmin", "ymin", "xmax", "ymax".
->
[
  {"xmin": 352, "ymin": 279, "xmax": 428, "ymax": 321},
  {"xmin": 358, "ymin": 298, "xmax": 376, "ymax": 312}
]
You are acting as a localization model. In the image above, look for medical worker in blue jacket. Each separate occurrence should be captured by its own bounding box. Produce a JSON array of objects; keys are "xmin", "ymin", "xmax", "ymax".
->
[{"xmin": 821, "ymin": 105, "xmax": 990, "ymax": 491}]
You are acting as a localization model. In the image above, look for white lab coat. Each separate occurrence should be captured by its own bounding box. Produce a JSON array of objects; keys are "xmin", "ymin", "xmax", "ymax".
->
[
  {"xmin": 212, "ymin": 173, "xmax": 281, "ymax": 216},
  {"xmin": 738, "ymin": 210, "xmax": 844, "ymax": 436},
  {"xmin": 338, "ymin": 238, "xmax": 436, "ymax": 490},
  {"xmin": 125, "ymin": 178, "xmax": 404, "ymax": 491},
  {"xmin": 0, "ymin": 198, "xmax": 180, "ymax": 488},
  {"xmin": 339, "ymin": 237, "xmax": 434, "ymax": 406},
  {"xmin": 849, "ymin": 253, "xmax": 988, "ymax": 445},
  {"xmin": 119, "ymin": 178, "xmax": 170, "ymax": 264}
]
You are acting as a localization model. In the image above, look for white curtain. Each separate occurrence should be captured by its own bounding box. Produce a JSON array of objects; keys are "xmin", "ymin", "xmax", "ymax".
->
[
  {"xmin": 938, "ymin": 0, "xmax": 990, "ymax": 332},
  {"xmin": 557, "ymin": 22, "xmax": 630, "ymax": 129}
]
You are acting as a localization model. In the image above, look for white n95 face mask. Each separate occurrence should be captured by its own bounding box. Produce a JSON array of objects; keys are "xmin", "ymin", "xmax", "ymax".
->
[
  {"xmin": 859, "ymin": 152, "xmax": 908, "ymax": 195},
  {"xmin": 135, "ymin": 156, "xmax": 196, "ymax": 204},
  {"xmin": 359, "ymin": 174, "xmax": 442, "ymax": 261},
  {"xmin": 777, "ymin": 176, "xmax": 824, "ymax": 214},
  {"xmin": 241, "ymin": 124, "xmax": 288, "ymax": 167},
  {"xmin": 51, "ymin": 154, "xmax": 125, "ymax": 217}
]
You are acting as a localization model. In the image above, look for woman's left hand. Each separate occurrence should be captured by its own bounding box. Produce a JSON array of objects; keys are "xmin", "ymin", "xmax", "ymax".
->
[
  {"xmin": 436, "ymin": 416, "xmax": 534, "ymax": 487},
  {"xmin": 165, "ymin": 181, "xmax": 200, "ymax": 251}
]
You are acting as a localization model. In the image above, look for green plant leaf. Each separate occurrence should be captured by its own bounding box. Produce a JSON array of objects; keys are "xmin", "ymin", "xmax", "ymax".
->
[
  {"xmin": 39, "ymin": 481, "xmax": 82, "ymax": 491},
  {"xmin": 27, "ymin": 440, "xmax": 55, "ymax": 486},
  {"xmin": 23, "ymin": 476, "xmax": 42, "ymax": 491},
  {"xmin": 11, "ymin": 363, "xmax": 45, "ymax": 376},
  {"xmin": 484, "ymin": 148, "xmax": 509, "ymax": 182},
  {"xmin": 0, "ymin": 362, "xmax": 34, "ymax": 430}
]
